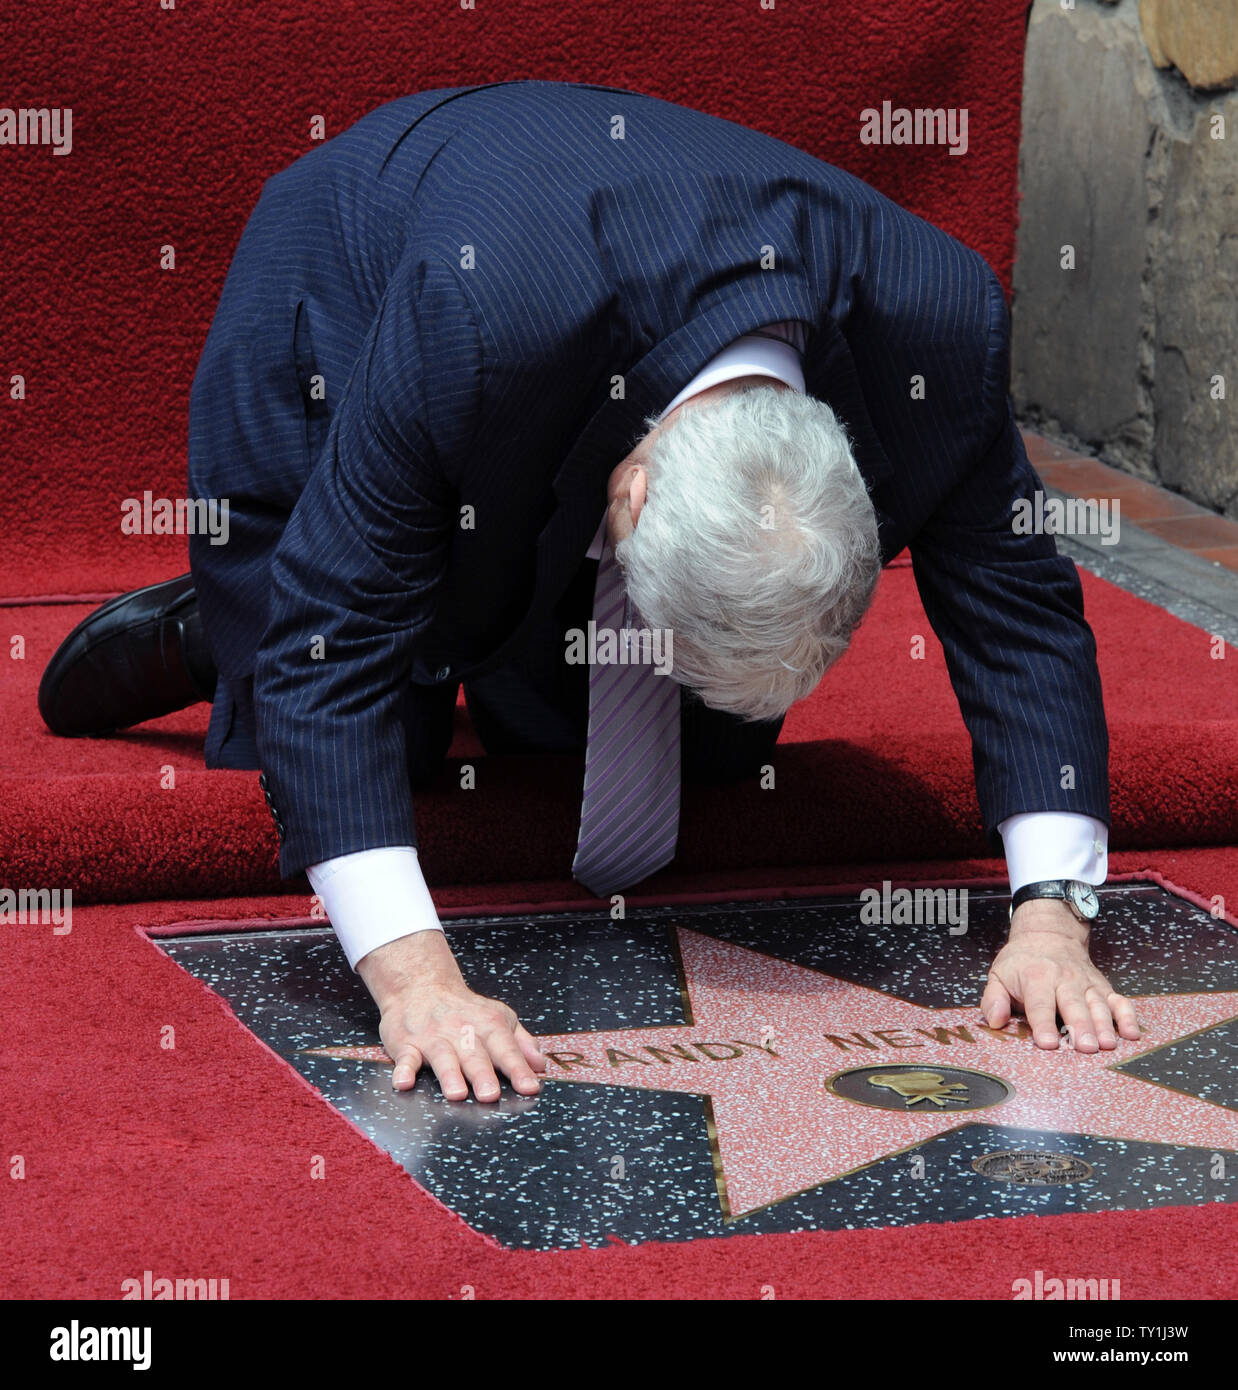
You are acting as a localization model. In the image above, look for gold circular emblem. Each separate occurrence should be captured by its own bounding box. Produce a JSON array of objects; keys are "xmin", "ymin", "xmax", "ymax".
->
[
  {"xmin": 825, "ymin": 1063, "xmax": 1013, "ymax": 1112},
  {"xmin": 971, "ymin": 1150, "xmax": 1093, "ymax": 1184}
]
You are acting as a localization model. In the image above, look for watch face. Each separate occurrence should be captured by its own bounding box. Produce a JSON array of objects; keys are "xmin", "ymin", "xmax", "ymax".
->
[{"xmin": 1067, "ymin": 882, "xmax": 1100, "ymax": 919}]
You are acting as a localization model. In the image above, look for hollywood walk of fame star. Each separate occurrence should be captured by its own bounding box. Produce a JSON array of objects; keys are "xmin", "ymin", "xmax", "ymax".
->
[{"xmin": 303, "ymin": 926, "xmax": 1238, "ymax": 1220}]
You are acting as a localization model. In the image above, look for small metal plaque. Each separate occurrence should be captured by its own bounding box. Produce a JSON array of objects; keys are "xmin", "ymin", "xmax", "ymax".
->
[
  {"xmin": 828, "ymin": 1063, "xmax": 1013, "ymax": 1113},
  {"xmin": 972, "ymin": 1150, "xmax": 1094, "ymax": 1185}
]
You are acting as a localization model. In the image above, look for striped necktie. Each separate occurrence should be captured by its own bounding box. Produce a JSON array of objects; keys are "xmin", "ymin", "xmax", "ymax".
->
[
  {"xmin": 572, "ymin": 535, "xmax": 681, "ymax": 896},
  {"xmin": 571, "ymin": 320, "xmax": 805, "ymax": 895}
]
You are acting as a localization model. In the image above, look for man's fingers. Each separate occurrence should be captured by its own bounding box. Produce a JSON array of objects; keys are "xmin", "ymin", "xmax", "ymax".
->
[
  {"xmin": 479, "ymin": 1028, "xmax": 542, "ymax": 1097},
  {"xmin": 420, "ymin": 1040, "xmax": 470, "ymax": 1102},
  {"xmin": 389, "ymin": 1011, "xmax": 545, "ymax": 1102},
  {"xmin": 1084, "ymin": 986, "xmax": 1118, "ymax": 1049},
  {"xmin": 474, "ymin": 1015, "xmax": 542, "ymax": 1095},
  {"xmin": 456, "ymin": 1043, "xmax": 502, "ymax": 1103},
  {"xmin": 1022, "ymin": 972, "xmax": 1063, "ymax": 1049},
  {"xmin": 1056, "ymin": 984, "xmax": 1099, "ymax": 1052},
  {"xmin": 514, "ymin": 1022, "xmax": 548, "ymax": 1073},
  {"xmin": 1109, "ymin": 991, "xmax": 1141, "ymax": 1041},
  {"xmin": 980, "ymin": 975, "xmax": 1011, "ymax": 1029},
  {"xmin": 390, "ymin": 1044, "xmax": 423, "ymax": 1091}
]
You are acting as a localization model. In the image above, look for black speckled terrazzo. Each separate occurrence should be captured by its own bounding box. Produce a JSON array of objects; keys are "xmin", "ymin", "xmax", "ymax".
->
[{"xmin": 159, "ymin": 883, "xmax": 1238, "ymax": 1250}]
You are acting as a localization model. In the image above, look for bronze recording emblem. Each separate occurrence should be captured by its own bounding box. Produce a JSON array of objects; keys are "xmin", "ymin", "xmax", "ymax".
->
[
  {"xmin": 971, "ymin": 1150, "xmax": 1094, "ymax": 1184},
  {"xmin": 826, "ymin": 1063, "xmax": 1013, "ymax": 1112}
]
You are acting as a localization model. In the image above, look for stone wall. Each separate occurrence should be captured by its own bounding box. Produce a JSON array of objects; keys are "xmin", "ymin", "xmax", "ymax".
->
[{"xmin": 1012, "ymin": 0, "xmax": 1237, "ymax": 517}]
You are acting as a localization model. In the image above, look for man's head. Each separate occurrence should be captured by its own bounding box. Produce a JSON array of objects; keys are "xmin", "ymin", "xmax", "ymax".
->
[{"xmin": 606, "ymin": 378, "xmax": 881, "ymax": 721}]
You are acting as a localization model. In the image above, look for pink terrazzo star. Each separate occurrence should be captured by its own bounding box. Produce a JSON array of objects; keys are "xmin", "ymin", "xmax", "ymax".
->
[{"xmin": 305, "ymin": 926, "xmax": 1238, "ymax": 1219}]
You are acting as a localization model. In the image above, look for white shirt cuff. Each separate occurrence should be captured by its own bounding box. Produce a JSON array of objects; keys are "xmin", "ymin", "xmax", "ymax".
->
[
  {"xmin": 305, "ymin": 846, "xmax": 443, "ymax": 970},
  {"xmin": 997, "ymin": 812, "xmax": 1109, "ymax": 895}
]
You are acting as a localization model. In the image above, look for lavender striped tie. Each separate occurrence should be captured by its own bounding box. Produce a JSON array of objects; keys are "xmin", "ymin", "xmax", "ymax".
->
[{"xmin": 572, "ymin": 535, "xmax": 681, "ymax": 896}]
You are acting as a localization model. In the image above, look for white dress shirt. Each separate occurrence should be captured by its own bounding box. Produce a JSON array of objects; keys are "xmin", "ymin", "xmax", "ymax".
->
[{"xmin": 308, "ymin": 329, "xmax": 1108, "ymax": 968}]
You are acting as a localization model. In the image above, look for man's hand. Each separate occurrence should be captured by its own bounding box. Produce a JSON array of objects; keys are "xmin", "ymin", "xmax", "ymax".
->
[
  {"xmin": 981, "ymin": 899, "xmax": 1141, "ymax": 1052},
  {"xmin": 356, "ymin": 930, "xmax": 546, "ymax": 1101}
]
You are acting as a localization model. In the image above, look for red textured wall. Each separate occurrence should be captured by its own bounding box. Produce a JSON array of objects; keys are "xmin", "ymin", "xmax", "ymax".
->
[{"xmin": 0, "ymin": 0, "xmax": 1032, "ymax": 597}]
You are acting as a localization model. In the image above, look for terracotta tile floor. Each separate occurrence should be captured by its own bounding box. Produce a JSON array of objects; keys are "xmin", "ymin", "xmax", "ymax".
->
[{"xmin": 1021, "ymin": 431, "xmax": 1238, "ymax": 574}]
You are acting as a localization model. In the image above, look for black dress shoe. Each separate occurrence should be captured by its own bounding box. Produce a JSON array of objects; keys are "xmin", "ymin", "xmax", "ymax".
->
[{"xmin": 38, "ymin": 573, "xmax": 218, "ymax": 737}]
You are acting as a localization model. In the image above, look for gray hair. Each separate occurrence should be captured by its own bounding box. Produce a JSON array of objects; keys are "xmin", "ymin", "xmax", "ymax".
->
[{"xmin": 616, "ymin": 384, "xmax": 881, "ymax": 721}]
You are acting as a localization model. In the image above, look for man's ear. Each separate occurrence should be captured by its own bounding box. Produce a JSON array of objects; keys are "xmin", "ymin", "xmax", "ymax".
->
[
  {"xmin": 607, "ymin": 463, "xmax": 647, "ymax": 545},
  {"xmin": 629, "ymin": 465, "xmax": 647, "ymax": 526}
]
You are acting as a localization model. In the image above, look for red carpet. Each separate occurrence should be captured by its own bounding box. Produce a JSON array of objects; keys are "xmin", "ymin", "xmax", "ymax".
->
[
  {"xmin": 5, "ymin": 852, "xmax": 1238, "ymax": 1300},
  {"xmin": 0, "ymin": 0, "xmax": 1031, "ymax": 600}
]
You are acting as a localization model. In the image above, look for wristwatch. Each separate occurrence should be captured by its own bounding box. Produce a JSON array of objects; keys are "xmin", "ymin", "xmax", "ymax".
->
[{"xmin": 1009, "ymin": 879, "xmax": 1100, "ymax": 923}]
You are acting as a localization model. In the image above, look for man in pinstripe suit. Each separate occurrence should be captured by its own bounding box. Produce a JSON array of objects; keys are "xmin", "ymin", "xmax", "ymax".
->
[{"xmin": 39, "ymin": 81, "xmax": 1137, "ymax": 1102}]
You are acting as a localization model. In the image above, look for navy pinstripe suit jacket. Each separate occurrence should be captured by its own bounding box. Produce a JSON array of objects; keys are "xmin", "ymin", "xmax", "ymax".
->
[{"xmin": 187, "ymin": 79, "xmax": 1109, "ymax": 878}]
